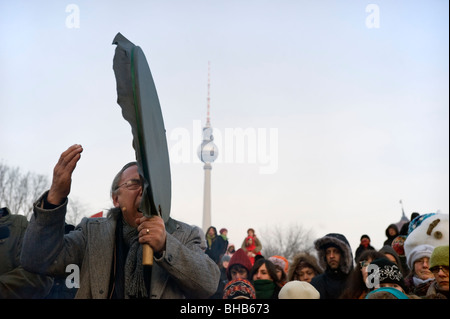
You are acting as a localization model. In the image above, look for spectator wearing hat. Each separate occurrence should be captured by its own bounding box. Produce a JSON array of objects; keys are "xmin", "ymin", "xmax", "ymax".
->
[
  {"xmin": 226, "ymin": 248, "xmax": 253, "ymax": 281},
  {"xmin": 383, "ymin": 224, "xmax": 399, "ymax": 247},
  {"xmin": 210, "ymin": 254, "xmax": 232, "ymax": 299},
  {"xmin": 368, "ymin": 258, "xmax": 407, "ymax": 293},
  {"xmin": 219, "ymin": 228, "xmax": 229, "ymax": 257},
  {"xmin": 310, "ymin": 233, "xmax": 354, "ymax": 299},
  {"xmin": 404, "ymin": 244, "xmax": 435, "ymax": 297},
  {"xmin": 223, "ymin": 279, "xmax": 256, "ymax": 299},
  {"xmin": 365, "ymin": 287, "xmax": 410, "ymax": 299},
  {"xmin": 268, "ymin": 255, "xmax": 289, "ymax": 286},
  {"xmin": 278, "ymin": 280, "xmax": 320, "ymax": 299},
  {"xmin": 219, "ymin": 228, "xmax": 228, "ymax": 241},
  {"xmin": 355, "ymin": 234, "xmax": 375, "ymax": 263},
  {"xmin": 366, "ymin": 258, "xmax": 421, "ymax": 299},
  {"xmin": 288, "ymin": 252, "xmax": 323, "ymax": 283},
  {"xmin": 426, "ymin": 245, "xmax": 449, "ymax": 299},
  {"xmin": 379, "ymin": 244, "xmax": 408, "ymax": 278},
  {"xmin": 399, "ymin": 212, "xmax": 420, "ymax": 236}
]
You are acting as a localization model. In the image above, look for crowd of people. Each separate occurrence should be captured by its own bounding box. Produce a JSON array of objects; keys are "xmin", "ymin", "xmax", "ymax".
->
[
  {"xmin": 0, "ymin": 144, "xmax": 448, "ymax": 300},
  {"xmin": 207, "ymin": 212, "xmax": 448, "ymax": 300}
]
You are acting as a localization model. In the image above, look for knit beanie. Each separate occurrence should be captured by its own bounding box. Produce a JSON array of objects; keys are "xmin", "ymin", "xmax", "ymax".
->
[
  {"xmin": 268, "ymin": 255, "xmax": 289, "ymax": 273},
  {"xmin": 365, "ymin": 287, "xmax": 409, "ymax": 299},
  {"xmin": 226, "ymin": 248, "xmax": 253, "ymax": 280},
  {"xmin": 223, "ymin": 279, "xmax": 256, "ymax": 299},
  {"xmin": 407, "ymin": 213, "xmax": 435, "ymax": 235},
  {"xmin": 278, "ymin": 280, "xmax": 320, "ymax": 299},
  {"xmin": 430, "ymin": 245, "xmax": 449, "ymax": 269},
  {"xmin": 370, "ymin": 258, "xmax": 406, "ymax": 292},
  {"xmin": 221, "ymin": 254, "xmax": 231, "ymax": 264},
  {"xmin": 406, "ymin": 244, "xmax": 434, "ymax": 270}
]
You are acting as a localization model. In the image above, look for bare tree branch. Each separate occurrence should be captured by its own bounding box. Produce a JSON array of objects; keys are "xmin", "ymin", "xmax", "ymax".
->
[
  {"xmin": 66, "ymin": 197, "xmax": 88, "ymax": 226},
  {"xmin": 1, "ymin": 161, "xmax": 91, "ymax": 224},
  {"xmin": 259, "ymin": 223, "xmax": 316, "ymax": 262},
  {"xmin": 0, "ymin": 161, "xmax": 49, "ymax": 218}
]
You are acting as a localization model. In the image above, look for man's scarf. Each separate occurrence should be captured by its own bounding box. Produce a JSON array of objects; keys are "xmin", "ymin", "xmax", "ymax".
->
[{"xmin": 123, "ymin": 219, "xmax": 148, "ymax": 299}]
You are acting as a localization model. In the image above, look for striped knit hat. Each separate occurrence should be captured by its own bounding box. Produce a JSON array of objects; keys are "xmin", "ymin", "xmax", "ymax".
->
[{"xmin": 223, "ymin": 279, "xmax": 256, "ymax": 299}]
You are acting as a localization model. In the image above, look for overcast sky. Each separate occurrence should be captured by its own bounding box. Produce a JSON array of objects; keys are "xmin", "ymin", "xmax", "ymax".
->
[{"xmin": 1, "ymin": 0, "xmax": 448, "ymax": 255}]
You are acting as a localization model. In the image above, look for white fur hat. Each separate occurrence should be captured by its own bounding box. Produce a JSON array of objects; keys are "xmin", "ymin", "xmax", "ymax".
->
[
  {"xmin": 278, "ymin": 280, "xmax": 320, "ymax": 299},
  {"xmin": 404, "ymin": 213, "xmax": 449, "ymax": 259}
]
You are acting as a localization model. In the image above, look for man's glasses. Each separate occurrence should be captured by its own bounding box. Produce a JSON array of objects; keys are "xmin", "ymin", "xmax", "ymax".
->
[
  {"xmin": 430, "ymin": 266, "xmax": 449, "ymax": 275},
  {"xmin": 115, "ymin": 179, "xmax": 142, "ymax": 191}
]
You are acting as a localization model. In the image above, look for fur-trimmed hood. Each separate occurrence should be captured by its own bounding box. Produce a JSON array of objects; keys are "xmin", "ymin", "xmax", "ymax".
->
[
  {"xmin": 288, "ymin": 252, "xmax": 323, "ymax": 281},
  {"xmin": 314, "ymin": 233, "xmax": 354, "ymax": 275}
]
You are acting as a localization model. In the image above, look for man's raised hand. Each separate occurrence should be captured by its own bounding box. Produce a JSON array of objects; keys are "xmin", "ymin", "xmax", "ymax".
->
[{"xmin": 47, "ymin": 144, "xmax": 83, "ymax": 206}]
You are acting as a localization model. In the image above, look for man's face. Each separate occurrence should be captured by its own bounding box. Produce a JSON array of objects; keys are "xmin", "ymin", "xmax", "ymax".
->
[
  {"xmin": 112, "ymin": 165, "xmax": 143, "ymax": 228},
  {"xmin": 432, "ymin": 266, "xmax": 449, "ymax": 291},
  {"xmin": 325, "ymin": 247, "xmax": 341, "ymax": 270}
]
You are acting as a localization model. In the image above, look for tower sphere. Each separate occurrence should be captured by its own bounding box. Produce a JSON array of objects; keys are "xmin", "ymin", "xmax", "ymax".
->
[{"xmin": 197, "ymin": 140, "xmax": 218, "ymax": 163}]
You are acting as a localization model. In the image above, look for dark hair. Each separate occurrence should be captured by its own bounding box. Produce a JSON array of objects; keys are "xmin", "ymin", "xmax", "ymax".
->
[
  {"xmin": 339, "ymin": 250, "xmax": 386, "ymax": 299},
  {"xmin": 228, "ymin": 264, "xmax": 249, "ymax": 279},
  {"xmin": 273, "ymin": 264, "xmax": 287, "ymax": 283},
  {"xmin": 110, "ymin": 161, "xmax": 138, "ymax": 197},
  {"xmin": 250, "ymin": 259, "xmax": 282, "ymax": 286},
  {"xmin": 206, "ymin": 226, "xmax": 218, "ymax": 237}
]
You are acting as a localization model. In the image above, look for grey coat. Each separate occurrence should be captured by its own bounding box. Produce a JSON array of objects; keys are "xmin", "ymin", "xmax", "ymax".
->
[{"xmin": 20, "ymin": 193, "xmax": 220, "ymax": 299}]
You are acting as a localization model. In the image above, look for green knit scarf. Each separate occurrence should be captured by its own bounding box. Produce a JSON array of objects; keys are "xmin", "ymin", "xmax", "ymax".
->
[{"xmin": 253, "ymin": 279, "xmax": 276, "ymax": 299}]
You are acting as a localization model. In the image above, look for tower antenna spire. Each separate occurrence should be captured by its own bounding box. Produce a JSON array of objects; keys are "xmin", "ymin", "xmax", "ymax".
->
[
  {"xmin": 198, "ymin": 60, "xmax": 218, "ymax": 233},
  {"xmin": 206, "ymin": 61, "xmax": 211, "ymax": 127}
]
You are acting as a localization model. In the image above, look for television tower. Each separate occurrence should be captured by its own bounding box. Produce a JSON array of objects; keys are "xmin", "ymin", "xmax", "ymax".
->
[{"xmin": 197, "ymin": 61, "xmax": 219, "ymax": 233}]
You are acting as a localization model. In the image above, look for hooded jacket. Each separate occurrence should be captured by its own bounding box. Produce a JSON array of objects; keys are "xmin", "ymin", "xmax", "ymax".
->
[
  {"xmin": 310, "ymin": 233, "xmax": 353, "ymax": 299},
  {"xmin": 287, "ymin": 252, "xmax": 323, "ymax": 281},
  {"xmin": 384, "ymin": 224, "xmax": 399, "ymax": 246}
]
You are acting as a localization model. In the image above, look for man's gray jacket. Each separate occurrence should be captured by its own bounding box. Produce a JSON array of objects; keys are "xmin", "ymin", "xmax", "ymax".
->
[{"xmin": 20, "ymin": 192, "xmax": 220, "ymax": 299}]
